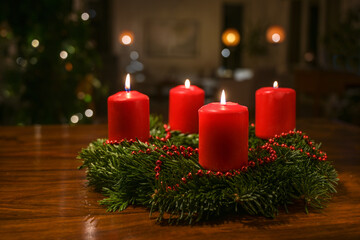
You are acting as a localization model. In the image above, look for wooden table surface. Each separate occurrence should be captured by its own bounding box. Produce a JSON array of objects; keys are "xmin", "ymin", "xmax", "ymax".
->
[{"xmin": 0, "ymin": 119, "xmax": 359, "ymax": 240}]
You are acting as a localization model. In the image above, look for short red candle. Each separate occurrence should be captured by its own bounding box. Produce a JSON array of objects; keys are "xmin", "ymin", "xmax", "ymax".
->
[
  {"xmin": 199, "ymin": 91, "xmax": 248, "ymax": 172},
  {"xmin": 169, "ymin": 79, "xmax": 205, "ymax": 133},
  {"xmin": 255, "ymin": 81, "xmax": 296, "ymax": 139},
  {"xmin": 108, "ymin": 74, "xmax": 149, "ymax": 142}
]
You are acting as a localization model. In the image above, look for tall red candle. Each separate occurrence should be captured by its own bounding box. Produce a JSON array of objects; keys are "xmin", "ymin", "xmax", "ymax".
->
[
  {"xmin": 255, "ymin": 81, "xmax": 296, "ymax": 139},
  {"xmin": 199, "ymin": 90, "xmax": 248, "ymax": 172},
  {"xmin": 169, "ymin": 79, "xmax": 205, "ymax": 133},
  {"xmin": 108, "ymin": 74, "xmax": 149, "ymax": 142}
]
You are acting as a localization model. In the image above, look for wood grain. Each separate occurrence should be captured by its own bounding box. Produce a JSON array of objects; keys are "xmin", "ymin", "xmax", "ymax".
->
[{"xmin": 0, "ymin": 120, "xmax": 359, "ymax": 240}]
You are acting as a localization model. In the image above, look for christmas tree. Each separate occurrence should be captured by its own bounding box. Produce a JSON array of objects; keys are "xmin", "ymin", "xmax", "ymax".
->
[{"xmin": 0, "ymin": 0, "xmax": 107, "ymax": 125}]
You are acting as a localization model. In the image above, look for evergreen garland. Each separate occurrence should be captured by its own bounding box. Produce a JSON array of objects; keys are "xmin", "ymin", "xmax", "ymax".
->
[{"xmin": 78, "ymin": 115, "xmax": 338, "ymax": 224}]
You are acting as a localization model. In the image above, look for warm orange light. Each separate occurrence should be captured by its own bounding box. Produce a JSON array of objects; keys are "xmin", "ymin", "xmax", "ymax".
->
[
  {"xmin": 273, "ymin": 81, "xmax": 279, "ymax": 88},
  {"xmin": 220, "ymin": 90, "xmax": 226, "ymax": 104},
  {"xmin": 65, "ymin": 62, "xmax": 73, "ymax": 71},
  {"xmin": 119, "ymin": 31, "xmax": 134, "ymax": 45},
  {"xmin": 266, "ymin": 26, "xmax": 285, "ymax": 44},
  {"xmin": 185, "ymin": 79, "xmax": 190, "ymax": 89},
  {"xmin": 221, "ymin": 28, "xmax": 240, "ymax": 47},
  {"xmin": 125, "ymin": 74, "xmax": 131, "ymax": 92}
]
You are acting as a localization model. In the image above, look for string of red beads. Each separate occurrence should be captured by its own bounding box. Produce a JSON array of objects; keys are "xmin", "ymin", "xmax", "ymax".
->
[
  {"xmin": 105, "ymin": 124, "xmax": 172, "ymax": 145},
  {"xmin": 268, "ymin": 129, "xmax": 328, "ymax": 161},
  {"xmin": 105, "ymin": 126, "xmax": 328, "ymax": 191},
  {"xmin": 153, "ymin": 124, "xmax": 172, "ymax": 142},
  {"xmin": 164, "ymin": 129, "xmax": 328, "ymax": 191}
]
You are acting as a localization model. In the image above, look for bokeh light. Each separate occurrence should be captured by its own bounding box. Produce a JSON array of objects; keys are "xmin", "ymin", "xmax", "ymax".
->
[
  {"xmin": 221, "ymin": 48, "xmax": 230, "ymax": 58},
  {"xmin": 266, "ymin": 25, "xmax": 285, "ymax": 44},
  {"xmin": 16, "ymin": 57, "xmax": 27, "ymax": 67},
  {"xmin": 77, "ymin": 91, "xmax": 85, "ymax": 100},
  {"xmin": 122, "ymin": 36, "xmax": 131, "ymax": 45},
  {"xmin": 85, "ymin": 109, "xmax": 93, "ymax": 118},
  {"xmin": 130, "ymin": 51, "xmax": 139, "ymax": 60},
  {"xmin": 67, "ymin": 45, "xmax": 76, "ymax": 54},
  {"xmin": 221, "ymin": 28, "xmax": 240, "ymax": 47},
  {"xmin": 119, "ymin": 31, "xmax": 133, "ymax": 45},
  {"xmin": 60, "ymin": 50, "xmax": 68, "ymax": 59},
  {"xmin": 65, "ymin": 62, "xmax": 73, "ymax": 71},
  {"xmin": 31, "ymin": 39, "xmax": 39, "ymax": 48},
  {"xmin": 272, "ymin": 33, "xmax": 281, "ymax": 43},
  {"xmin": 81, "ymin": 12, "xmax": 90, "ymax": 21},
  {"xmin": 70, "ymin": 115, "xmax": 79, "ymax": 124}
]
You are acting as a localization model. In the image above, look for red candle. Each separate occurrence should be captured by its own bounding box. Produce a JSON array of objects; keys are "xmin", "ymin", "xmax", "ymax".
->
[
  {"xmin": 255, "ymin": 81, "xmax": 296, "ymax": 139},
  {"xmin": 108, "ymin": 74, "xmax": 149, "ymax": 142},
  {"xmin": 169, "ymin": 79, "xmax": 205, "ymax": 133},
  {"xmin": 199, "ymin": 90, "xmax": 248, "ymax": 172}
]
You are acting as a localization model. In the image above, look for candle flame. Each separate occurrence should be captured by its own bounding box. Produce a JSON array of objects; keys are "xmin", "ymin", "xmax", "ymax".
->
[
  {"xmin": 125, "ymin": 74, "xmax": 131, "ymax": 92},
  {"xmin": 220, "ymin": 90, "xmax": 226, "ymax": 104},
  {"xmin": 273, "ymin": 81, "xmax": 279, "ymax": 89},
  {"xmin": 184, "ymin": 79, "xmax": 190, "ymax": 89}
]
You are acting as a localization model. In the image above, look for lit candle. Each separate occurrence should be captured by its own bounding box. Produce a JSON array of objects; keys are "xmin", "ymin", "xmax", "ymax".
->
[
  {"xmin": 199, "ymin": 90, "xmax": 248, "ymax": 172},
  {"xmin": 107, "ymin": 74, "xmax": 149, "ymax": 142},
  {"xmin": 255, "ymin": 81, "xmax": 296, "ymax": 139},
  {"xmin": 169, "ymin": 79, "xmax": 205, "ymax": 133}
]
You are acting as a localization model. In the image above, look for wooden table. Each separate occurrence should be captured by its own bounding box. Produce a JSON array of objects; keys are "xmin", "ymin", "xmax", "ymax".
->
[{"xmin": 1, "ymin": 119, "xmax": 359, "ymax": 239}]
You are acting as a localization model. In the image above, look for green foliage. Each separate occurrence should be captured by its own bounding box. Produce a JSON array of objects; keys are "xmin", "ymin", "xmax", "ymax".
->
[{"xmin": 78, "ymin": 116, "xmax": 338, "ymax": 224}]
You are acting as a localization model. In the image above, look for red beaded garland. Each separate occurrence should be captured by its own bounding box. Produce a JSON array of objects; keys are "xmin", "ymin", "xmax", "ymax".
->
[
  {"xmin": 104, "ymin": 125, "xmax": 328, "ymax": 192},
  {"xmin": 215, "ymin": 171, "xmax": 223, "ymax": 177},
  {"xmin": 196, "ymin": 169, "xmax": 204, "ymax": 177}
]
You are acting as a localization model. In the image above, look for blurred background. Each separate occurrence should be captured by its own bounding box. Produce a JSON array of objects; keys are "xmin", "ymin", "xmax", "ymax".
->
[{"xmin": 0, "ymin": 0, "xmax": 359, "ymax": 126}]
